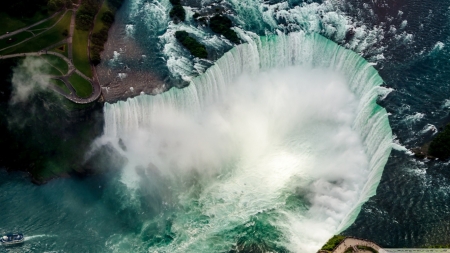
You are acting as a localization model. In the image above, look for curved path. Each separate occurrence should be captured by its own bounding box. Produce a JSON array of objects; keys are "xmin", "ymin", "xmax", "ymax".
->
[
  {"xmin": 0, "ymin": 0, "xmax": 102, "ymax": 104},
  {"xmin": 319, "ymin": 237, "xmax": 386, "ymax": 253},
  {"xmin": 0, "ymin": 11, "xmax": 63, "ymax": 40},
  {"xmin": 0, "ymin": 10, "xmax": 69, "ymax": 52},
  {"xmin": 0, "ymin": 52, "xmax": 101, "ymax": 104}
]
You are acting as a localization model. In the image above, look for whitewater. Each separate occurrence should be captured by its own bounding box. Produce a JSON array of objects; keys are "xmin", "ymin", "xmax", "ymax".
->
[{"xmin": 98, "ymin": 32, "xmax": 392, "ymax": 252}]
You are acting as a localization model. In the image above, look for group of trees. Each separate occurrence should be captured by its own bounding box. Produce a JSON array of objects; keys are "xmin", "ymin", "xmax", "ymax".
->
[
  {"xmin": 175, "ymin": 31, "xmax": 208, "ymax": 59},
  {"xmin": 428, "ymin": 124, "xmax": 450, "ymax": 160},
  {"xmin": 0, "ymin": 0, "xmax": 48, "ymax": 17},
  {"xmin": 89, "ymin": 0, "xmax": 125, "ymax": 65},
  {"xmin": 47, "ymin": 0, "xmax": 72, "ymax": 12},
  {"xmin": 209, "ymin": 15, "xmax": 240, "ymax": 44},
  {"xmin": 169, "ymin": 0, "xmax": 186, "ymax": 22},
  {"xmin": 75, "ymin": 0, "xmax": 100, "ymax": 31}
]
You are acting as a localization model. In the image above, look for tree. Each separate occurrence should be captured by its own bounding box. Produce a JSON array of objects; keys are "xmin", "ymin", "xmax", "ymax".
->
[
  {"xmin": 169, "ymin": 5, "xmax": 186, "ymax": 22},
  {"xmin": 101, "ymin": 10, "xmax": 115, "ymax": 24},
  {"xmin": 47, "ymin": 0, "xmax": 65, "ymax": 12}
]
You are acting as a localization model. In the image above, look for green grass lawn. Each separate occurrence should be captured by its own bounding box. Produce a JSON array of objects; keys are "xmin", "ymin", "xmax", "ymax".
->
[
  {"xmin": 0, "ymin": 31, "xmax": 34, "ymax": 50},
  {"xmin": 28, "ymin": 11, "xmax": 65, "ymax": 31},
  {"xmin": 23, "ymin": 56, "xmax": 63, "ymax": 76},
  {"xmin": 0, "ymin": 10, "xmax": 51, "ymax": 35},
  {"xmin": 72, "ymin": 29, "xmax": 92, "ymax": 77},
  {"xmin": 51, "ymin": 43, "xmax": 68, "ymax": 57},
  {"xmin": 51, "ymin": 78, "xmax": 70, "ymax": 94},
  {"xmin": 68, "ymin": 72, "xmax": 93, "ymax": 98},
  {"xmin": 1, "ymin": 11, "xmax": 72, "ymax": 55},
  {"xmin": 93, "ymin": 1, "xmax": 110, "ymax": 33},
  {"xmin": 42, "ymin": 54, "xmax": 69, "ymax": 74}
]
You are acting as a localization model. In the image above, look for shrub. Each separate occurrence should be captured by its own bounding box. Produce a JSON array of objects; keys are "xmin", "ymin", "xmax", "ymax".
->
[
  {"xmin": 320, "ymin": 235, "xmax": 346, "ymax": 251},
  {"xmin": 428, "ymin": 124, "xmax": 450, "ymax": 159},
  {"xmin": 169, "ymin": 5, "xmax": 185, "ymax": 21},
  {"xmin": 175, "ymin": 31, "xmax": 207, "ymax": 59},
  {"xmin": 75, "ymin": 0, "xmax": 100, "ymax": 31},
  {"xmin": 101, "ymin": 10, "xmax": 115, "ymax": 24},
  {"xmin": 209, "ymin": 15, "xmax": 239, "ymax": 44}
]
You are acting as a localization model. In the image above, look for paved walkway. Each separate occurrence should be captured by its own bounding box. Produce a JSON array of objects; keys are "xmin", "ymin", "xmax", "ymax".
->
[
  {"xmin": 0, "ymin": 52, "xmax": 101, "ymax": 104},
  {"xmin": 0, "ymin": 11, "xmax": 62, "ymax": 40},
  {"xmin": 0, "ymin": 0, "xmax": 102, "ymax": 104},
  {"xmin": 0, "ymin": 10, "xmax": 68, "ymax": 52},
  {"xmin": 320, "ymin": 237, "xmax": 386, "ymax": 253}
]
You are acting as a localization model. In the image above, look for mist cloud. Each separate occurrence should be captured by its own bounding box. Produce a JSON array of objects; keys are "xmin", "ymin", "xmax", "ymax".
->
[{"xmin": 10, "ymin": 57, "xmax": 51, "ymax": 104}]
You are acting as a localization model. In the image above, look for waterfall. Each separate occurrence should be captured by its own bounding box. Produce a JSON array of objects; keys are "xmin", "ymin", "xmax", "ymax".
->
[{"xmin": 102, "ymin": 31, "xmax": 392, "ymax": 252}]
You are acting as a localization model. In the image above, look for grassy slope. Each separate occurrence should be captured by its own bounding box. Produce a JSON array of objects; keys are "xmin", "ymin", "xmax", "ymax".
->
[
  {"xmin": 68, "ymin": 72, "xmax": 93, "ymax": 98},
  {"xmin": 28, "ymin": 11, "xmax": 65, "ymax": 31},
  {"xmin": 0, "ymin": 10, "xmax": 49, "ymax": 35},
  {"xmin": 51, "ymin": 79, "xmax": 71, "ymax": 94},
  {"xmin": 51, "ymin": 43, "xmax": 69, "ymax": 57},
  {"xmin": 1, "ymin": 11, "xmax": 72, "ymax": 55},
  {"xmin": 42, "ymin": 54, "xmax": 69, "ymax": 74},
  {"xmin": 0, "ymin": 31, "xmax": 34, "ymax": 50},
  {"xmin": 93, "ymin": 0, "xmax": 110, "ymax": 33},
  {"xmin": 72, "ymin": 29, "xmax": 92, "ymax": 77}
]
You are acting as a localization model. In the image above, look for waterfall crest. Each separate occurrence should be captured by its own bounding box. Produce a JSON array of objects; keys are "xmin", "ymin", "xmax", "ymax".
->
[{"xmin": 103, "ymin": 32, "xmax": 392, "ymax": 252}]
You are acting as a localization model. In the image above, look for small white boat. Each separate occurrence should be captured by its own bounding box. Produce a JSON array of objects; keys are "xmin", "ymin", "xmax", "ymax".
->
[{"xmin": 1, "ymin": 233, "xmax": 24, "ymax": 246}]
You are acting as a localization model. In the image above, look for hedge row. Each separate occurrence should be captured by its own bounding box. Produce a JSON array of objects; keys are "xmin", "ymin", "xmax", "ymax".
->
[
  {"xmin": 75, "ymin": 0, "xmax": 100, "ymax": 31},
  {"xmin": 169, "ymin": 0, "xmax": 185, "ymax": 22},
  {"xmin": 90, "ymin": 0, "xmax": 125, "ymax": 65},
  {"xmin": 175, "ymin": 31, "xmax": 207, "ymax": 59},
  {"xmin": 209, "ymin": 15, "xmax": 240, "ymax": 44}
]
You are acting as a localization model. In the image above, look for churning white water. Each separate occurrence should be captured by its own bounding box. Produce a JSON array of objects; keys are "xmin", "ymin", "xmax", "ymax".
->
[{"xmin": 98, "ymin": 32, "xmax": 392, "ymax": 252}]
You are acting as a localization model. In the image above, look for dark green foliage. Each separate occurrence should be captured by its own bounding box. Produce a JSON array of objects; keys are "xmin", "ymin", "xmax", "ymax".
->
[
  {"xmin": 88, "ymin": 0, "xmax": 126, "ymax": 65},
  {"xmin": 90, "ymin": 28, "xmax": 109, "ymax": 65},
  {"xmin": 0, "ymin": 0, "xmax": 48, "ymax": 18},
  {"xmin": 169, "ymin": 0, "xmax": 181, "ymax": 5},
  {"xmin": 107, "ymin": 0, "xmax": 125, "ymax": 11},
  {"xmin": 101, "ymin": 10, "xmax": 114, "ymax": 24},
  {"xmin": 0, "ymin": 59, "xmax": 104, "ymax": 181},
  {"xmin": 428, "ymin": 124, "xmax": 450, "ymax": 159},
  {"xmin": 47, "ymin": 0, "xmax": 66, "ymax": 12},
  {"xmin": 175, "ymin": 31, "xmax": 207, "ymax": 59},
  {"xmin": 320, "ymin": 235, "xmax": 346, "ymax": 251},
  {"xmin": 169, "ymin": 5, "xmax": 186, "ymax": 22},
  {"xmin": 193, "ymin": 12, "xmax": 200, "ymax": 19},
  {"xmin": 75, "ymin": 0, "xmax": 100, "ymax": 31},
  {"xmin": 62, "ymin": 29, "xmax": 69, "ymax": 37},
  {"xmin": 209, "ymin": 15, "xmax": 240, "ymax": 44}
]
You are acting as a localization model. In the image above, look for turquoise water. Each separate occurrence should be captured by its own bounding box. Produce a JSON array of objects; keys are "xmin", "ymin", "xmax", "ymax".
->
[
  {"xmin": 2, "ymin": 31, "xmax": 392, "ymax": 252},
  {"xmin": 2, "ymin": 0, "xmax": 450, "ymax": 251}
]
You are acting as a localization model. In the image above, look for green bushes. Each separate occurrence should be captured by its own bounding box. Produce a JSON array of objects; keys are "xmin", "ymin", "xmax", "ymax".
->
[
  {"xmin": 428, "ymin": 124, "xmax": 450, "ymax": 160},
  {"xmin": 209, "ymin": 15, "xmax": 240, "ymax": 44},
  {"xmin": 170, "ymin": 5, "xmax": 186, "ymax": 22},
  {"xmin": 175, "ymin": 31, "xmax": 208, "ymax": 59},
  {"xmin": 0, "ymin": 0, "xmax": 48, "ymax": 18},
  {"xmin": 90, "ymin": 27, "xmax": 109, "ymax": 65},
  {"xmin": 169, "ymin": 0, "xmax": 185, "ymax": 22},
  {"xmin": 101, "ymin": 10, "xmax": 114, "ymax": 24},
  {"xmin": 47, "ymin": 0, "xmax": 69, "ymax": 12},
  {"xmin": 89, "ymin": 0, "xmax": 125, "ymax": 65},
  {"xmin": 320, "ymin": 235, "xmax": 346, "ymax": 251},
  {"xmin": 75, "ymin": 0, "xmax": 100, "ymax": 31}
]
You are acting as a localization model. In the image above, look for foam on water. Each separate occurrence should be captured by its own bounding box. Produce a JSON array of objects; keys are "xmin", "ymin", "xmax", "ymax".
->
[{"xmin": 100, "ymin": 32, "xmax": 392, "ymax": 252}]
